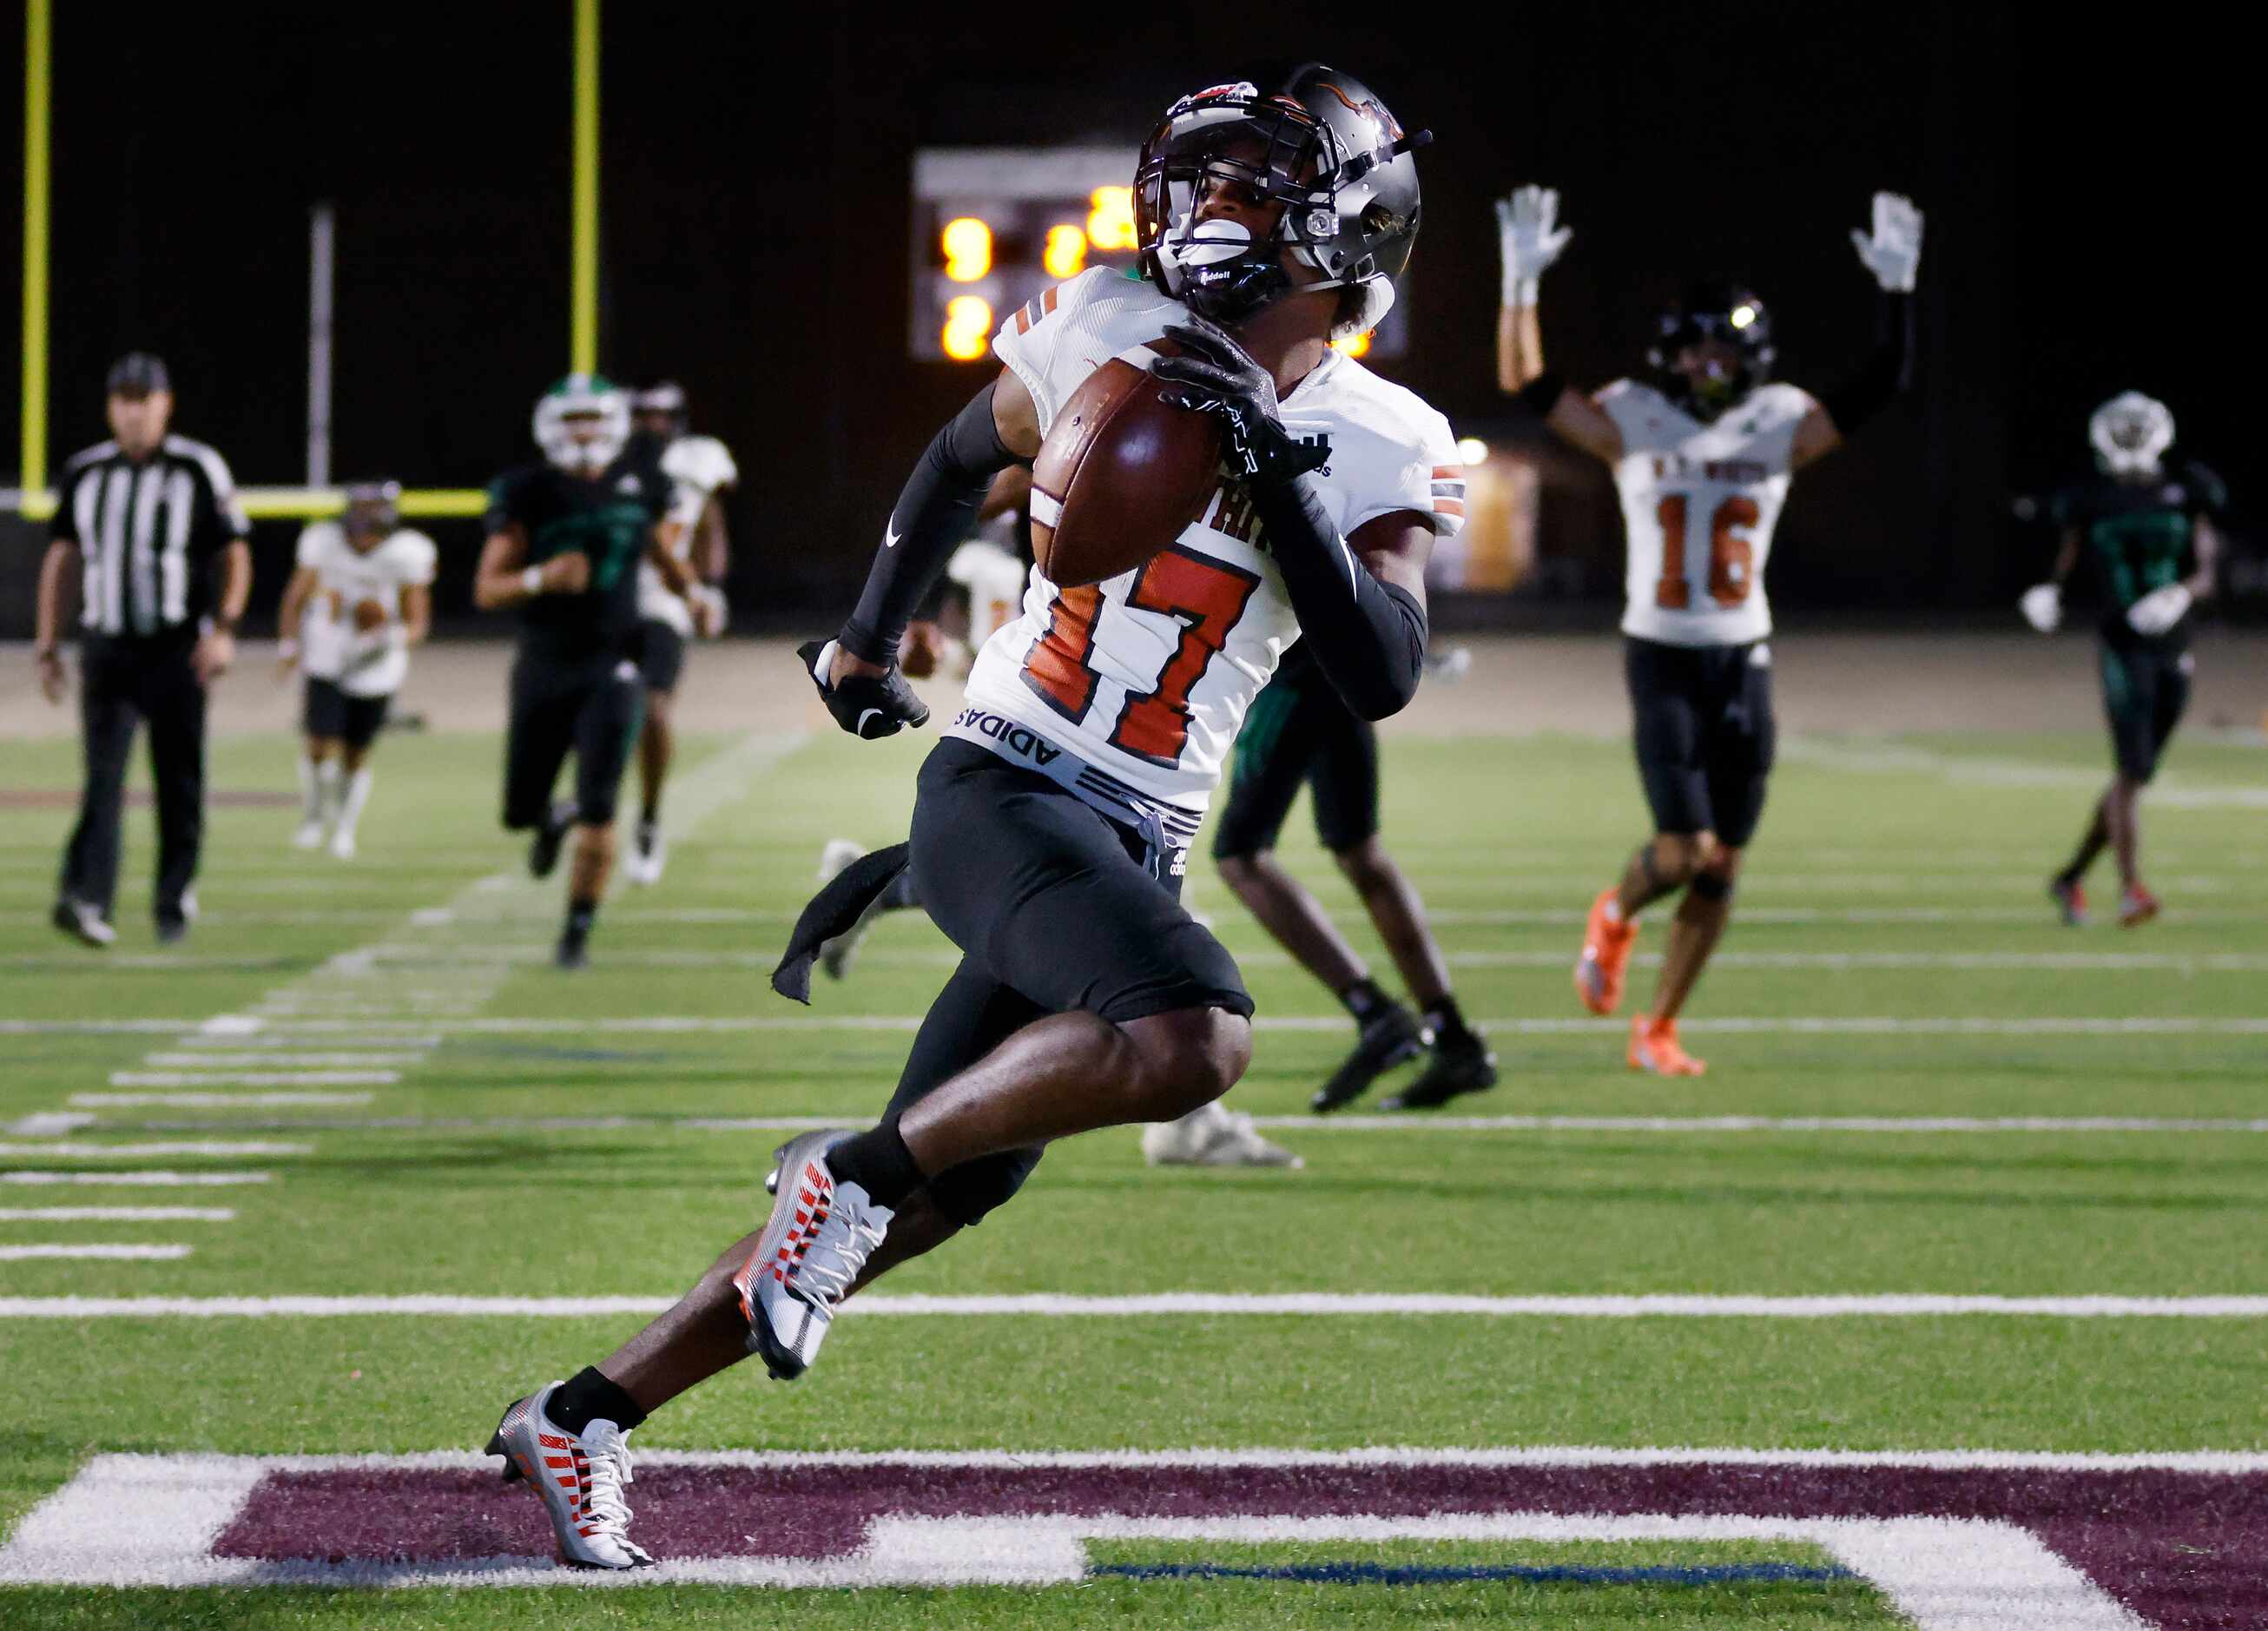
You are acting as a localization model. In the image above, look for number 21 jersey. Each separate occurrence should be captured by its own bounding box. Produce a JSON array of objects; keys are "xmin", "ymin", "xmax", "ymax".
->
[
  {"xmin": 1599, "ymin": 379, "xmax": 1810, "ymax": 648},
  {"xmin": 970, "ymin": 266, "xmax": 1464, "ymax": 815}
]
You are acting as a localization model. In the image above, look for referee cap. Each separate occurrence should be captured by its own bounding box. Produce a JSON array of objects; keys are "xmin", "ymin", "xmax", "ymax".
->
[{"xmin": 106, "ymin": 352, "xmax": 171, "ymax": 397}]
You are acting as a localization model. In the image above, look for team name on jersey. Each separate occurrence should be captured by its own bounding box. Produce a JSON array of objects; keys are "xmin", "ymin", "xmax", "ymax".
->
[{"xmin": 1651, "ymin": 453, "xmax": 1769, "ymax": 485}]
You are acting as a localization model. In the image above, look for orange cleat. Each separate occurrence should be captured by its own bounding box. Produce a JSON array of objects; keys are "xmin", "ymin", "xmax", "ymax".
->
[
  {"xmin": 2118, "ymin": 885, "xmax": 2160, "ymax": 928},
  {"xmin": 1573, "ymin": 888, "xmax": 1639, "ymax": 1016},
  {"xmin": 1628, "ymin": 1015, "xmax": 1706, "ymax": 1077}
]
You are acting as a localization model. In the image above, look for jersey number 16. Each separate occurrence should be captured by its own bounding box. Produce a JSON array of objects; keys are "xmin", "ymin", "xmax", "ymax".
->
[{"xmin": 1654, "ymin": 493, "xmax": 1760, "ymax": 611}]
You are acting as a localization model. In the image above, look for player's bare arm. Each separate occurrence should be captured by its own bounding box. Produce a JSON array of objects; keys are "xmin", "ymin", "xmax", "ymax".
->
[
  {"xmin": 192, "ymin": 538, "xmax": 253, "ymax": 683},
  {"xmin": 274, "ymin": 565, "xmax": 320, "ymax": 677},
  {"xmin": 1792, "ymin": 190, "xmax": 1925, "ymax": 472},
  {"xmin": 32, "ymin": 537, "xmax": 77, "ymax": 703},
  {"xmin": 2186, "ymin": 514, "xmax": 2222, "ymax": 601},
  {"xmin": 473, "ymin": 523, "xmax": 585, "ymax": 609},
  {"xmin": 1493, "ymin": 184, "xmax": 1624, "ymax": 464}
]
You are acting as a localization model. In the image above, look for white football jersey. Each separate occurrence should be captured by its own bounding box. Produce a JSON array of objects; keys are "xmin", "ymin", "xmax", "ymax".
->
[
  {"xmin": 966, "ymin": 266, "xmax": 1463, "ymax": 814},
  {"xmin": 1599, "ymin": 380, "xmax": 1811, "ymax": 647},
  {"xmin": 637, "ymin": 433, "xmax": 739, "ymax": 634},
  {"xmin": 293, "ymin": 522, "xmax": 438, "ymax": 697}
]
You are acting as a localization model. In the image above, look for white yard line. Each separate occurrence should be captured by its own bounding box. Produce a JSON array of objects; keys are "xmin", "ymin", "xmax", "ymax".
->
[
  {"xmin": 70, "ymin": 1093, "xmax": 376, "ymax": 1109},
  {"xmin": 106, "ymin": 1072, "xmax": 398, "ymax": 1088},
  {"xmin": 3, "ymin": 1292, "xmax": 2264, "ymax": 1319},
  {"xmin": 0, "ymin": 1244, "xmax": 191, "ymax": 1261},
  {"xmin": 67, "ymin": 1113, "xmax": 2268, "ymax": 1139},
  {"xmin": 0, "ymin": 1207, "xmax": 233, "ymax": 1221},
  {"xmin": 1783, "ymin": 736, "xmax": 2268, "ymax": 809},
  {"xmin": 0, "ymin": 1141, "xmax": 311, "ymax": 1159},
  {"xmin": 140, "ymin": 1053, "xmax": 423, "ymax": 1068},
  {"xmin": 0, "ymin": 1171, "xmax": 273, "ymax": 1186},
  {"xmin": 16, "ymin": 1014, "xmax": 2268, "ymax": 1038}
]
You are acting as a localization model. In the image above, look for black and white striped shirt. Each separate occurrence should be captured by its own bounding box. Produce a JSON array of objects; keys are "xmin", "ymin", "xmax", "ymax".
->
[{"xmin": 53, "ymin": 435, "xmax": 251, "ymax": 637}]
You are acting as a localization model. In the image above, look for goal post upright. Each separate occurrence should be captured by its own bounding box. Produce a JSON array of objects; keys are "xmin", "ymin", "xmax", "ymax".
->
[{"xmin": 21, "ymin": 0, "xmax": 50, "ymax": 504}]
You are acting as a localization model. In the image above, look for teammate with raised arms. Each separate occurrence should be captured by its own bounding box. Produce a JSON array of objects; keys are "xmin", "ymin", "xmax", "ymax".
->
[
  {"xmin": 485, "ymin": 68, "xmax": 1460, "ymax": 1568},
  {"xmin": 1498, "ymin": 185, "xmax": 1922, "ymax": 1075}
]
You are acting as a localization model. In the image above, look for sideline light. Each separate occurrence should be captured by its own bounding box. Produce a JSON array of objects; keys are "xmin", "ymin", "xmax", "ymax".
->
[
  {"xmin": 1043, "ymin": 224, "xmax": 1088, "ymax": 279},
  {"xmin": 1329, "ymin": 330, "xmax": 1373, "ymax": 358},
  {"xmin": 1457, "ymin": 437, "xmax": 1489, "ymax": 466},
  {"xmin": 1086, "ymin": 187, "xmax": 1137, "ymax": 250},
  {"xmin": 941, "ymin": 295, "xmax": 993, "ymax": 360},
  {"xmin": 941, "ymin": 217, "xmax": 993, "ymax": 282}
]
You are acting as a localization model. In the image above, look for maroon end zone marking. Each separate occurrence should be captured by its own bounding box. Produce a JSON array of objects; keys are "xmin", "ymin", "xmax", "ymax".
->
[{"xmin": 210, "ymin": 1460, "xmax": 2268, "ymax": 1627}]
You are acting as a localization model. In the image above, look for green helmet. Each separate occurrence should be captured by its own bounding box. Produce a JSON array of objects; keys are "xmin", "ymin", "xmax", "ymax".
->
[{"xmin": 532, "ymin": 373, "xmax": 630, "ymax": 475}]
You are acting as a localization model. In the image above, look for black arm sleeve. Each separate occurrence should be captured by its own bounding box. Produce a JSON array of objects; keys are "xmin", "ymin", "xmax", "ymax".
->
[
  {"xmin": 1817, "ymin": 291, "xmax": 1915, "ymax": 436},
  {"xmin": 841, "ymin": 380, "xmax": 1018, "ymax": 664},
  {"xmin": 1246, "ymin": 476, "xmax": 1428, "ymax": 721}
]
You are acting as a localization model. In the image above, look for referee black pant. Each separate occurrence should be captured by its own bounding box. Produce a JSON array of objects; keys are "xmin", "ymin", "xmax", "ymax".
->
[{"xmin": 58, "ymin": 631, "xmax": 208, "ymax": 925}]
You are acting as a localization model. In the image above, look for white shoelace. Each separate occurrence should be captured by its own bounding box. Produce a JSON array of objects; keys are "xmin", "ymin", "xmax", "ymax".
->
[
  {"xmin": 792, "ymin": 1207, "xmax": 888, "ymax": 1307},
  {"xmin": 578, "ymin": 1422, "xmax": 636, "ymax": 1536}
]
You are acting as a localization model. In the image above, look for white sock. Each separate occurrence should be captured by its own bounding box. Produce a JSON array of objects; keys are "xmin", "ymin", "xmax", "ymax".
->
[
  {"xmin": 316, "ymin": 760, "xmax": 344, "ymax": 824},
  {"xmin": 297, "ymin": 754, "xmax": 324, "ymax": 823},
  {"xmin": 337, "ymin": 769, "xmax": 374, "ymax": 838}
]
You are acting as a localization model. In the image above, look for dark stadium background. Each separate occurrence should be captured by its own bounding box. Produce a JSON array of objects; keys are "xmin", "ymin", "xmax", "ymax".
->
[{"xmin": 0, "ymin": 2, "xmax": 2252, "ymax": 636}]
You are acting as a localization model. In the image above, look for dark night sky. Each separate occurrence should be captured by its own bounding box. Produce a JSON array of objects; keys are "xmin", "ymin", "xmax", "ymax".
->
[{"xmin": 0, "ymin": 2, "xmax": 2252, "ymax": 632}]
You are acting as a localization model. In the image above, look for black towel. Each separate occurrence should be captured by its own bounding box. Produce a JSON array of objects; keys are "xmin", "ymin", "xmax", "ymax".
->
[{"xmin": 770, "ymin": 842, "xmax": 913, "ymax": 1004}]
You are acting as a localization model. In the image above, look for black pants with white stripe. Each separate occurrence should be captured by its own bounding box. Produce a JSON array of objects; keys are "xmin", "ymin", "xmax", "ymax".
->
[{"xmin": 59, "ymin": 631, "xmax": 208, "ymax": 925}]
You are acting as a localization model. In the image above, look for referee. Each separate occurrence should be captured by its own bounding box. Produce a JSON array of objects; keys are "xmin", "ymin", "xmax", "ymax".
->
[{"xmin": 34, "ymin": 353, "xmax": 252, "ymax": 947}]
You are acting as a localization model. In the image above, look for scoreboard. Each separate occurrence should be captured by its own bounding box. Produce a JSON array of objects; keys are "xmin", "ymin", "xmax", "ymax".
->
[{"xmin": 909, "ymin": 146, "xmax": 1407, "ymax": 364}]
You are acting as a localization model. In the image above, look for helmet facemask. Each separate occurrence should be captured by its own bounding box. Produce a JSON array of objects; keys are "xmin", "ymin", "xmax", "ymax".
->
[
  {"xmin": 2089, "ymin": 391, "xmax": 2173, "ymax": 479},
  {"xmin": 533, "ymin": 374, "xmax": 631, "ymax": 476},
  {"xmin": 1647, "ymin": 288, "xmax": 1774, "ymax": 419},
  {"xmin": 1137, "ymin": 71, "xmax": 1426, "ymax": 337},
  {"xmin": 341, "ymin": 479, "xmax": 401, "ymax": 551}
]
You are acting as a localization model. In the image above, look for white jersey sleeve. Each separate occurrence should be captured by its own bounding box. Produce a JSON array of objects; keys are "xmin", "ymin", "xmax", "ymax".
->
[
  {"xmin": 1601, "ymin": 380, "xmax": 1809, "ymax": 647},
  {"xmin": 961, "ymin": 269, "xmax": 1454, "ymax": 816},
  {"xmin": 294, "ymin": 522, "xmax": 347, "ymax": 680}
]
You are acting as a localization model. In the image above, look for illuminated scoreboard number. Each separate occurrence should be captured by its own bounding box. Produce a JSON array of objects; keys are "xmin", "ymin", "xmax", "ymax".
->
[{"xmin": 910, "ymin": 146, "xmax": 1403, "ymax": 363}]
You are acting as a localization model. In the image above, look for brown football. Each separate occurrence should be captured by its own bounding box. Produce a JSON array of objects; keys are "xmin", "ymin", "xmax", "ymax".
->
[
  {"xmin": 1030, "ymin": 350, "xmax": 1223, "ymax": 587},
  {"xmin": 351, "ymin": 598, "xmax": 387, "ymax": 632}
]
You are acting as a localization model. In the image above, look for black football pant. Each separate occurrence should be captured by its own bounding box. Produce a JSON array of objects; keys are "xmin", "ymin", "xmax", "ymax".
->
[{"xmin": 59, "ymin": 631, "xmax": 208, "ymax": 925}]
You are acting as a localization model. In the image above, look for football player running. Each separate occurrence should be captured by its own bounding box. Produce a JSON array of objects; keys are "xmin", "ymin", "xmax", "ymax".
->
[
  {"xmin": 1498, "ymin": 184, "xmax": 1922, "ymax": 1076},
  {"xmin": 274, "ymin": 481, "xmax": 435, "ymax": 859},
  {"xmin": 623, "ymin": 381, "xmax": 733, "ymax": 886},
  {"xmin": 1211, "ymin": 636, "xmax": 1497, "ymax": 1113},
  {"xmin": 486, "ymin": 68, "xmax": 1459, "ymax": 1567},
  {"xmin": 2023, "ymin": 393, "xmax": 2224, "ymax": 927},
  {"xmin": 473, "ymin": 375, "xmax": 698, "ymax": 968}
]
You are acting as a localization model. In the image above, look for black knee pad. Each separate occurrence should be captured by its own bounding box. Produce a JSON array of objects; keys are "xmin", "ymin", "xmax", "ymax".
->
[
  {"xmin": 923, "ymin": 1146, "xmax": 1044, "ymax": 1228},
  {"xmin": 1689, "ymin": 868, "xmax": 1735, "ymax": 903}
]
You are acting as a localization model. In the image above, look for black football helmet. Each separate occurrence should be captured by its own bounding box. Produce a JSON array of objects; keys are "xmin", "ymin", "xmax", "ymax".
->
[
  {"xmin": 340, "ymin": 479, "xmax": 401, "ymax": 544},
  {"xmin": 1135, "ymin": 65, "xmax": 1428, "ymax": 334},
  {"xmin": 1646, "ymin": 281, "xmax": 1775, "ymax": 415},
  {"xmin": 631, "ymin": 380, "xmax": 688, "ymax": 437}
]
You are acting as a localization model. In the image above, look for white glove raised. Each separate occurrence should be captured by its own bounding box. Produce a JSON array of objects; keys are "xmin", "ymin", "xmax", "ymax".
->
[
  {"xmin": 1849, "ymin": 190, "xmax": 1924, "ymax": 293},
  {"xmin": 2126, "ymin": 583, "xmax": 2192, "ymax": 637},
  {"xmin": 1496, "ymin": 184, "xmax": 1572, "ymax": 307},
  {"xmin": 2019, "ymin": 583, "xmax": 2061, "ymax": 634}
]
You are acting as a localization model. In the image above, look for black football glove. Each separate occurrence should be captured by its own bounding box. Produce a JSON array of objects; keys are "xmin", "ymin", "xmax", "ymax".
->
[
  {"xmin": 798, "ymin": 637, "xmax": 930, "ymax": 739},
  {"xmin": 1152, "ymin": 315, "xmax": 1330, "ymax": 487}
]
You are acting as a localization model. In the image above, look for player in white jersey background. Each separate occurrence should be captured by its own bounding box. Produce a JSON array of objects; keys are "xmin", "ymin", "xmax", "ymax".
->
[
  {"xmin": 274, "ymin": 481, "xmax": 436, "ymax": 860},
  {"xmin": 1496, "ymin": 185, "xmax": 1922, "ymax": 1076},
  {"xmin": 623, "ymin": 382, "xmax": 734, "ymax": 885},
  {"xmin": 485, "ymin": 67, "xmax": 1456, "ymax": 1568}
]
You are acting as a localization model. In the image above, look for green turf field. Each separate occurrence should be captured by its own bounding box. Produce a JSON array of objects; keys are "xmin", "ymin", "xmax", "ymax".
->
[{"xmin": 3, "ymin": 721, "xmax": 2264, "ymax": 1628}]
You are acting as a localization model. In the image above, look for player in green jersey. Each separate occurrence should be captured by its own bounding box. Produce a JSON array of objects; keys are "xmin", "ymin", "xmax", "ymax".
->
[{"xmin": 2021, "ymin": 393, "xmax": 2225, "ymax": 928}]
